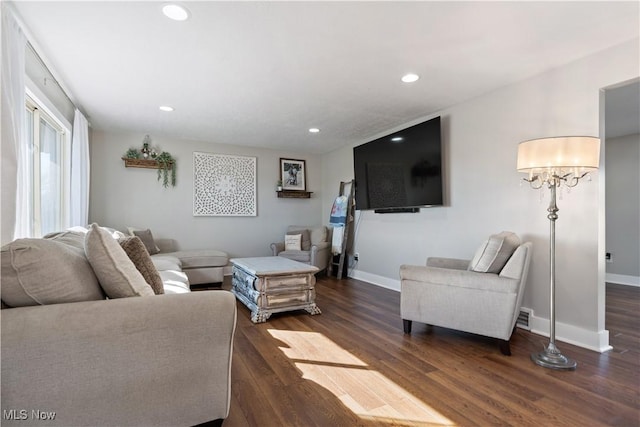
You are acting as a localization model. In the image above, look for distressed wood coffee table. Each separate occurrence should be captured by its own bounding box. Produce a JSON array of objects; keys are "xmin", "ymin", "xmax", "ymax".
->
[{"xmin": 230, "ymin": 256, "xmax": 321, "ymax": 323}]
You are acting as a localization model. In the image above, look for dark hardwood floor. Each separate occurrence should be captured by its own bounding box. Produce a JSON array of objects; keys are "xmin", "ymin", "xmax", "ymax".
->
[{"xmin": 220, "ymin": 278, "xmax": 640, "ymax": 426}]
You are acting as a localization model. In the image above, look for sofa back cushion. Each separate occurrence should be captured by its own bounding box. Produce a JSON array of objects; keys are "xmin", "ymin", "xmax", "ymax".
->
[
  {"xmin": 85, "ymin": 224, "xmax": 155, "ymax": 298},
  {"xmin": 42, "ymin": 229, "xmax": 87, "ymax": 249},
  {"xmin": 469, "ymin": 231, "xmax": 521, "ymax": 274},
  {"xmin": 1, "ymin": 238, "xmax": 105, "ymax": 307}
]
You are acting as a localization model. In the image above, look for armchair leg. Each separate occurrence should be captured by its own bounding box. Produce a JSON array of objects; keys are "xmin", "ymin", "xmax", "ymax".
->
[
  {"xmin": 403, "ymin": 319, "xmax": 412, "ymax": 334},
  {"xmin": 499, "ymin": 339, "xmax": 511, "ymax": 356}
]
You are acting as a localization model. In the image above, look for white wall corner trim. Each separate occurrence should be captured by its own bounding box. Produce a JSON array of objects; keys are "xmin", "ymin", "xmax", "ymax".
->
[
  {"xmin": 526, "ymin": 308, "xmax": 613, "ymax": 353},
  {"xmin": 605, "ymin": 273, "xmax": 640, "ymax": 287}
]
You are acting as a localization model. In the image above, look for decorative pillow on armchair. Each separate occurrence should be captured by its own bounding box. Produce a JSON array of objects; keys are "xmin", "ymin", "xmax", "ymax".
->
[
  {"xmin": 285, "ymin": 234, "xmax": 302, "ymax": 251},
  {"xmin": 469, "ymin": 231, "xmax": 521, "ymax": 274}
]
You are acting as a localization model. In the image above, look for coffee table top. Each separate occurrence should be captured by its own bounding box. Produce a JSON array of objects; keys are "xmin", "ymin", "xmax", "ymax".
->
[{"xmin": 230, "ymin": 256, "xmax": 319, "ymax": 276}]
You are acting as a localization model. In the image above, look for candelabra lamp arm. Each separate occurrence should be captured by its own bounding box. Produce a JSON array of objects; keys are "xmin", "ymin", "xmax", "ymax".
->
[{"xmin": 522, "ymin": 175, "xmax": 543, "ymax": 189}]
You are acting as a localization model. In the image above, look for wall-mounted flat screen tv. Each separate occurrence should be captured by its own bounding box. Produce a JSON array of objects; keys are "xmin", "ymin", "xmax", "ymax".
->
[{"xmin": 353, "ymin": 116, "xmax": 443, "ymax": 212}]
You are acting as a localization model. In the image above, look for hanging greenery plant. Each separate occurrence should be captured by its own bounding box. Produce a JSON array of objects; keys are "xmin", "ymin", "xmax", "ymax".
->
[{"xmin": 155, "ymin": 151, "xmax": 176, "ymax": 188}]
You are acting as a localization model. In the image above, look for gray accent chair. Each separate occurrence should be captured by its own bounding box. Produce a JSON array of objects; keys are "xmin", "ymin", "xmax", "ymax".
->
[
  {"xmin": 400, "ymin": 240, "xmax": 532, "ymax": 355},
  {"xmin": 271, "ymin": 225, "xmax": 332, "ymax": 273}
]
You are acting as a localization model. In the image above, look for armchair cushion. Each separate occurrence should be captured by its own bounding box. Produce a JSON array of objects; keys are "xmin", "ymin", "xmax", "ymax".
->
[
  {"xmin": 400, "ymin": 265, "xmax": 519, "ymax": 293},
  {"xmin": 310, "ymin": 227, "xmax": 328, "ymax": 245},
  {"xmin": 426, "ymin": 257, "xmax": 470, "ymax": 270},
  {"xmin": 469, "ymin": 231, "xmax": 520, "ymax": 273},
  {"xmin": 277, "ymin": 250, "xmax": 311, "ymax": 263},
  {"xmin": 287, "ymin": 229, "xmax": 311, "ymax": 250}
]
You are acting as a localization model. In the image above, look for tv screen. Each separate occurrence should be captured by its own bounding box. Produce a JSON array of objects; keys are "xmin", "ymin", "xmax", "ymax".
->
[{"xmin": 353, "ymin": 116, "xmax": 442, "ymax": 212}]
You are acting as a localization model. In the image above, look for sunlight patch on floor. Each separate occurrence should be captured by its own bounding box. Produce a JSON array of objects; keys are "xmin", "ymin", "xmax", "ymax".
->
[{"xmin": 268, "ymin": 329, "xmax": 456, "ymax": 426}]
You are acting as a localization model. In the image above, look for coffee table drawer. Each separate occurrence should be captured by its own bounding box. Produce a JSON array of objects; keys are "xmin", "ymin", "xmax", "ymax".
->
[{"xmin": 263, "ymin": 289, "xmax": 314, "ymax": 309}]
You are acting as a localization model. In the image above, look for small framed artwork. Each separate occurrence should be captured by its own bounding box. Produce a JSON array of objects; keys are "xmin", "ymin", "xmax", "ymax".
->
[{"xmin": 280, "ymin": 158, "xmax": 306, "ymax": 191}]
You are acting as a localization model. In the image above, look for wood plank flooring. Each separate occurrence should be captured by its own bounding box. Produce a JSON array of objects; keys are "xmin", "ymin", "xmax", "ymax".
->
[{"xmin": 220, "ymin": 278, "xmax": 640, "ymax": 426}]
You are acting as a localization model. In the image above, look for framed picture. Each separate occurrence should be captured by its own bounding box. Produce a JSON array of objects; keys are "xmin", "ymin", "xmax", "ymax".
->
[{"xmin": 280, "ymin": 158, "xmax": 306, "ymax": 191}]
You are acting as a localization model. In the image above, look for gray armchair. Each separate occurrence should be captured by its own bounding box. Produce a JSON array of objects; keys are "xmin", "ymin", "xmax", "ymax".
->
[
  {"xmin": 400, "ymin": 232, "xmax": 532, "ymax": 355},
  {"xmin": 271, "ymin": 225, "xmax": 332, "ymax": 273}
]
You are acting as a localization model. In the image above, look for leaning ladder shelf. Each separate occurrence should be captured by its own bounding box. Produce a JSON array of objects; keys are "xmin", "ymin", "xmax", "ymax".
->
[{"xmin": 331, "ymin": 180, "xmax": 355, "ymax": 280}]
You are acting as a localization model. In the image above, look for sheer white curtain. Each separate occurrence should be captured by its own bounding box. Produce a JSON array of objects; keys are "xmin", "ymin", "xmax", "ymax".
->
[
  {"xmin": 1, "ymin": 4, "xmax": 28, "ymax": 244},
  {"xmin": 70, "ymin": 109, "xmax": 90, "ymax": 227}
]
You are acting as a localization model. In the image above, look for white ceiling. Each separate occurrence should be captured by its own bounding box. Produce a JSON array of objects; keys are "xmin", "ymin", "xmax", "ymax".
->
[{"xmin": 11, "ymin": 1, "xmax": 640, "ymax": 154}]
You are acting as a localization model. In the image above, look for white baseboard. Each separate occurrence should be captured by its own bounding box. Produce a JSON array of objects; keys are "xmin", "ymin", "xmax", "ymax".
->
[
  {"xmin": 606, "ymin": 273, "xmax": 640, "ymax": 287},
  {"xmin": 349, "ymin": 269, "xmax": 612, "ymax": 353},
  {"xmin": 525, "ymin": 308, "xmax": 612, "ymax": 353},
  {"xmin": 349, "ymin": 269, "xmax": 400, "ymax": 291}
]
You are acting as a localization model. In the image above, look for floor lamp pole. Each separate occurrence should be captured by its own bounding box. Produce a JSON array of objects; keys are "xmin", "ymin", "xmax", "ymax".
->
[{"xmin": 530, "ymin": 178, "xmax": 577, "ymax": 370}]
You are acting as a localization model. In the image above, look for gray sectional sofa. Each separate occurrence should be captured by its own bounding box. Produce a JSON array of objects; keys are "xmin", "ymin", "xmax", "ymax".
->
[{"xmin": 1, "ymin": 224, "xmax": 237, "ymax": 426}]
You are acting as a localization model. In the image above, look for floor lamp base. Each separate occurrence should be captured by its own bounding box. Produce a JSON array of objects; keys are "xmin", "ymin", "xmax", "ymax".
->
[{"xmin": 531, "ymin": 345, "xmax": 577, "ymax": 370}]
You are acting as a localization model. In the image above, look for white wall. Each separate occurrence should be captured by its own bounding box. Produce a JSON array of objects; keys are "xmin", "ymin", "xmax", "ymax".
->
[
  {"xmin": 321, "ymin": 38, "xmax": 640, "ymax": 351},
  {"xmin": 605, "ymin": 133, "xmax": 640, "ymax": 282},
  {"xmin": 89, "ymin": 130, "xmax": 324, "ymax": 258}
]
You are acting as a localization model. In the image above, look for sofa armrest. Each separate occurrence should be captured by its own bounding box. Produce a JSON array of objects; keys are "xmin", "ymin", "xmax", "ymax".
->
[
  {"xmin": 426, "ymin": 257, "xmax": 470, "ymax": 270},
  {"xmin": 1, "ymin": 291, "xmax": 237, "ymax": 427},
  {"xmin": 271, "ymin": 241, "xmax": 285, "ymax": 255},
  {"xmin": 400, "ymin": 265, "xmax": 518, "ymax": 293}
]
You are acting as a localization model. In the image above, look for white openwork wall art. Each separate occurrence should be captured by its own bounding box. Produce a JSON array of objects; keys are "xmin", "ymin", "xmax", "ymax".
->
[{"xmin": 193, "ymin": 152, "xmax": 257, "ymax": 216}]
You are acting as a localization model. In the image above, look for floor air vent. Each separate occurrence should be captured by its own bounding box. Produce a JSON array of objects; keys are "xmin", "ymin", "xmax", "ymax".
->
[{"xmin": 516, "ymin": 309, "xmax": 531, "ymax": 330}]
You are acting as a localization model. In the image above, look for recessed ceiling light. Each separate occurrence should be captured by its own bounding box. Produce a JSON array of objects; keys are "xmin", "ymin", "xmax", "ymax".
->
[
  {"xmin": 162, "ymin": 4, "xmax": 190, "ymax": 21},
  {"xmin": 401, "ymin": 73, "xmax": 420, "ymax": 83},
  {"xmin": 391, "ymin": 136, "xmax": 404, "ymax": 142},
  {"xmin": 309, "ymin": 128, "xmax": 320, "ymax": 133},
  {"xmin": 159, "ymin": 105, "xmax": 174, "ymax": 112}
]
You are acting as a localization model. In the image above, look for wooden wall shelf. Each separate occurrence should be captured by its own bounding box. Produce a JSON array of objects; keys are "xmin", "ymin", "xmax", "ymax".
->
[
  {"xmin": 277, "ymin": 190, "xmax": 312, "ymax": 199},
  {"xmin": 122, "ymin": 158, "xmax": 173, "ymax": 170}
]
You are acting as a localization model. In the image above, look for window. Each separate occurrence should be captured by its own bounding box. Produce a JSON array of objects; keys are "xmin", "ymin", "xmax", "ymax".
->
[{"xmin": 25, "ymin": 96, "xmax": 71, "ymax": 237}]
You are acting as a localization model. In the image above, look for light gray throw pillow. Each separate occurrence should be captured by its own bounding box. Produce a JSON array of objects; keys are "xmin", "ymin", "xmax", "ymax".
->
[
  {"xmin": 1, "ymin": 238, "xmax": 104, "ymax": 307},
  {"xmin": 469, "ymin": 231, "xmax": 521, "ymax": 274},
  {"xmin": 128, "ymin": 227, "xmax": 161, "ymax": 254},
  {"xmin": 85, "ymin": 223, "xmax": 155, "ymax": 298}
]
